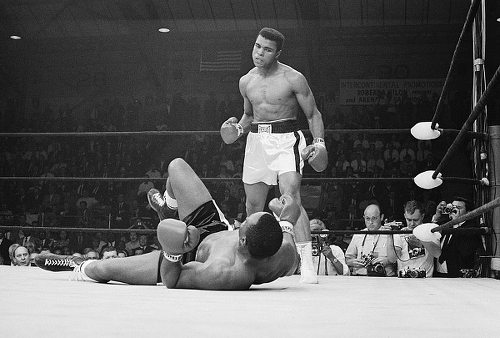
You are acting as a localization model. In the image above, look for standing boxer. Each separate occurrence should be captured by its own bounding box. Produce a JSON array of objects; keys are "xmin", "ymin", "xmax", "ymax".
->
[{"xmin": 220, "ymin": 27, "xmax": 327, "ymax": 284}]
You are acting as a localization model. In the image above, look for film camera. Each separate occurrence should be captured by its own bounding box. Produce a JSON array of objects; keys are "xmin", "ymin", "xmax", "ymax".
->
[
  {"xmin": 460, "ymin": 268, "xmax": 479, "ymax": 278},
  {"xmin": 311, "ymin": 230, "xmax": 329, "ymax": 256},
  {"xmin": 442, "ymin": 203, "xmax": 458, "ymax": 215},
  {"xmin": 408, "ymin": 246, "xmax": 426, "ymax": 259},
  {"xmin": 361, "ymin": 253, "xmax": 386, "ymax": 277},
  {"xmin": 385, "ymin": 220, "xmax": 403, "ymax": 230},
  {"xmin": 399, "ymin": 268, "xmax": 426, "ymax": 278}
]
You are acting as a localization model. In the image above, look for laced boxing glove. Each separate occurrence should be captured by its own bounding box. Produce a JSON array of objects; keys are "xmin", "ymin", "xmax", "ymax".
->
[
  {"xmin": 220, "ymin": 117, "xmax": 244, "ymax": 144},
  {"xmin": 301, "ymin": 138, "xmax": 328, "ymax": 172},
  {"xmin": 268, "ymin": 194, "xmax": 301, "ymax": 235},
  {"xmin": 157, "ymin": 219, "xmax": 201, "ymax": 262}
]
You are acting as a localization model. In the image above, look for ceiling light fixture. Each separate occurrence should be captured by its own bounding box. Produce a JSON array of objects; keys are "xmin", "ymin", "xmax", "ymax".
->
[
  {"xmin": 158, "ymin": 28, "xmax": 170, "ymax": 33},
  {"xmin": 10, "ymin": 35, "xmax": 22, "ymax": 40}
]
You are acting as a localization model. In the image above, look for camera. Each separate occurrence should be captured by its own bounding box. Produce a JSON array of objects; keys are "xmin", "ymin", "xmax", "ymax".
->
[
  {"xmin": 460, "ymin": 269, "xmax": 478, "ymax": 278},
  {"xmin": 361, "ymin": 253, "xmax": 386, "ymax": 277},
  {"xmin": 367, "ymin": 262, "xmax": 386, "ymax": 277},
  {"xmin": 312, "ymin": 230, "xmax": 329, "ymax": 256},
  {"xmin": 408, "ymin": 247, "xmax": 426, "ymax": 259},
  {"xmin": 442, "ymin": 203, "xmax": 456, "ymax": 215},
  {"xmin": 385, "ymin": 220, "xmax": 403, "ymax": 230},
  {"xmin": 398, "ymin": 268, "xmax": 426, "ymax": 278},
  {"xmin": 360, "ymin": 253, "xmax": 375, "ymax": 267}
]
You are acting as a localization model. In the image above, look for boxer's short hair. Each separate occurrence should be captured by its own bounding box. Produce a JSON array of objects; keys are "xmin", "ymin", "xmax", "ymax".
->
[
  {"xmin": 246, "ymin": 213, "xmax": 283, "ymax": 259},
  {"xmin": 258, "ymin": 27, "xmax": 285, "ymax": 51}
]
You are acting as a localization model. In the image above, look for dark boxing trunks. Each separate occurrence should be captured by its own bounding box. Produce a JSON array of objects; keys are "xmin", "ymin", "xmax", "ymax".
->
[{"xmin": 157, "ymin": 200, "xmax": 228, "ymax": 283}]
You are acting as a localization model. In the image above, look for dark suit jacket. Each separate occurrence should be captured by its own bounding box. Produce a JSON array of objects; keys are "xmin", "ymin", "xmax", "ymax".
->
[
  {"xmin": 438, "ymin": 219, "xmax": 485, "ymax": 277},
  {"xmin": 0, "ymin": 238, "xmax": 13, "ymax": 265}
]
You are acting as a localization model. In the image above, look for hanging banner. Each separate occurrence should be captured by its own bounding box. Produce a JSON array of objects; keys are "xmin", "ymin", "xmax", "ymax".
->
[{"xmin": 339, "ymin": 79, "xmax": 444, "ymax": 106}]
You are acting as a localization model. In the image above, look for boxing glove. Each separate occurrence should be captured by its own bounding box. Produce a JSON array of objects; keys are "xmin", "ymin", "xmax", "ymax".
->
[
  {"xmin": 301, "ymin": 138, "xmax": 328, "ymax": 172},
  {"xmin": 157, "ymin": 219, "xmax": 200, "ymax": 262},
  {"xmin": 269, "ymin": 194, "xmax": 301, "ymax": 231},
  {"xmin": 220, "ymin": 117, "xmax": 243, "ymax": 144}
]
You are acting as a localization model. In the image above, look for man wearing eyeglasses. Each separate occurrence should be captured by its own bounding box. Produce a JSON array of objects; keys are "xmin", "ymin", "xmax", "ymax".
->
[
  {"xmin": 345, "ymin": 204, "xmax": 396, "ymax": 276},
  {"xmin": 431, "ymin": 196, "xmax": 485, "ymax": 277}
]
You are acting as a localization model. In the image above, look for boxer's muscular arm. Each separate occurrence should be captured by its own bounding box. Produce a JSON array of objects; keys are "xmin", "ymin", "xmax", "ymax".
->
[
  {"xmin": 277, "ymin": 234, "xmax": 300, "ymax": 276},
  {"xmin": 237, "ymin": 75, "xmax": 254, "ymax": 131},
  {"xmin": 290, "ymin": 72, "xmax": 324, "ymax": 139},
  {"xmin": 174, "ymin": 260, "xmax": 255, "ymax": 290}
]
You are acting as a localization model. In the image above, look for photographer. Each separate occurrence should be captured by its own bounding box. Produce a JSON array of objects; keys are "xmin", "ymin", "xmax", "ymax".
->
[
  {"xmin": 431, "ymin": 197, "xmax": 485, "ymax": 278},
  {"xmin": 386, "ymin": 200, "xmax": 441, "ymax": 278},
  {"xmin": 345, "ymin": 204, "xmax": 396, "ymax": 276},
  {"xmin": 310, "ymin": 219, "xmax": 349, "ymax": 276}
]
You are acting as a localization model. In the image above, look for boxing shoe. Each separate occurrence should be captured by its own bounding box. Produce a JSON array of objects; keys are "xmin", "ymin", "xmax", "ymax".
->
[
  {"xmin": 147, "ymin": 189, "xmax": 176, "ymax": 220},
  {"xmin": 35, "ymin": 253, "xmax": 85, "ymax": 272},
  {"xmin": 296, "ymin": 242, "xmax": 319, "ymax": 284},
  {"xmin": 300, "ymin": 270, "xmax": 319, "ymax": 284}
]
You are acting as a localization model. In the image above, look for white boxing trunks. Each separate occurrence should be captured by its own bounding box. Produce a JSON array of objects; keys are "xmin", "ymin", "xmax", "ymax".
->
[{"xmin": 243, "ymin": 120, "xmax": 306, "ymax": 185}]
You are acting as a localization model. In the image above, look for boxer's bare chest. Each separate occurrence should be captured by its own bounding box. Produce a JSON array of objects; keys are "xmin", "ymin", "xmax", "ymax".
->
[
  {"xmin": 245, "ymin": 73, "xmax": 298, "ymax": 120},
  {"xmin": 195, "ymin": 231, "xmax": 237, "ymax": 263}
]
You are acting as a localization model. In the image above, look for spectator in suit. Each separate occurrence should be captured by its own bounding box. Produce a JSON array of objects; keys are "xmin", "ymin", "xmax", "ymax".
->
[
  {"xmin": 38, "ymin": 231, "xmax": 54, "ymax": 252},
  {"xmin": 0, "ymin": 230, "xmax": 13, "ymax": 265},
  {"xmin": 9, "ymin": 244, "xmax": 31, "ymax": 266},
  {"xmin": 101, "ymin": 246, "xmax": 118, "ymax": 259},
  {"xmin": 83, "ymin": 248, "xmax": 100, "ymax": 260},
  {"xmin": 125, "ymin": 232, "xmax": 140, "ymax": 255},
  {"xmin": 52, "ymin": 230, "xmax": 71, "ymax": 252},
  {"xmin": 77, "ymin": 200, "xmax": 91, "ymax": 227},
  {"xmin": 431, "ymin": 196, "xmax": 485, "ymax": 277},
  {"xmin": 72, "ymin": 231, "xmax": 87, "ymax": 254},
  {"xmin": 111, "ymin": 193, "xmax": 130, "ymax": 229},
  {"xmin": 18, "ymin": 229, "xmax": 41, "ymax": 250},
  {"xmin": 136, "ymin": 235, "xmax": 155, "ymax": 254}
]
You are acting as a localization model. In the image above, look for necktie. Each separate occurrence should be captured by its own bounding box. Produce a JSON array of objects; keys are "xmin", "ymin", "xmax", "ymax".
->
[{"xmin": 438, "ymin": 234, "xmax": 451, "ymax": 264}]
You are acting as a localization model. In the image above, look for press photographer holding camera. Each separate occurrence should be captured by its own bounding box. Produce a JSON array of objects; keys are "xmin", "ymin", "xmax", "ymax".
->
[
  {"xmin": 310, "ymin": 219, "xmax": 349, "ymax": 276},
  {"xmin": 385, "ymin": 200, "xmax": 441, "ymax": 278},
  {"xmin": 431, "ymin": 196, "xmax": 485, "ymax": 278},
  {"xmin": 345, "ymin": 204, "xmax": 396, "ymax": 276}
]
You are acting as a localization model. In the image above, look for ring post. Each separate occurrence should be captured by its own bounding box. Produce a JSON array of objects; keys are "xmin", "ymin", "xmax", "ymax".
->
[{"xmin": 489, "ymin": 126, "xmax": 500, "ymax": 277}]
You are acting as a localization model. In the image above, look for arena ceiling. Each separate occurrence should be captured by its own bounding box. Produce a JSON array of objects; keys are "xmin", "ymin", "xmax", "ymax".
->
[{"xmin": 1, "ymin": 0, "xmax": 478, "ymax": 41}]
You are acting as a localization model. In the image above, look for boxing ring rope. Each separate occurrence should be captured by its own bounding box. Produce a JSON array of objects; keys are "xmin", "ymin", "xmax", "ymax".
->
[
  {"xmin": 0, "ymin": 225, "xmax": 489, "ymax": 237},
  {"xmin": 430, "ymin": 65, "xmax": 500, "ymax": 180},
  {"xmin": 413, "ymin": 64, "xmax": 499, "ymax": 189},
  {"xmin": 0, "ymin": 128, "xmax": 488, "ymax": 139},
  {"xmin": 0, "ymin": 225, "xmax": 414, "ymax": 235},
  {"xmin": 430, "ymin": 0, "xmax": 480, "ymax": 130},
  {"xmin": 431, "ymin": 197, "xmax": 500, "ymax": 234},
  {"xmin": 0, "ymin": 176, "xmax": 483, "ymax": 184}
]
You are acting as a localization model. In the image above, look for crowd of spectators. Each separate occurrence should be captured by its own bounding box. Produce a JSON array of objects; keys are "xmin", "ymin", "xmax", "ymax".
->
[
  {"xmin": 0, "ymin": 227, "xmax": 159, "ymax": 266},
  {"xmin": 0, "ymin": 90, "xmax": 473, "ymax": 266}
]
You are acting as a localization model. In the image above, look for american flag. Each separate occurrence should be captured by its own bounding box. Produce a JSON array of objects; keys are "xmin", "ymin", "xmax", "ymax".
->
[{"xmin": 199, "ymin": 50, "xmax": 242, "ymax": 72}]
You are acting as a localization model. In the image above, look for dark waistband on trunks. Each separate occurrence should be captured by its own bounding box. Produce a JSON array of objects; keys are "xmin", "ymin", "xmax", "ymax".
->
[{"xmin": 250, "ymin": 120, "xmax": 298, "ymax": 134}]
